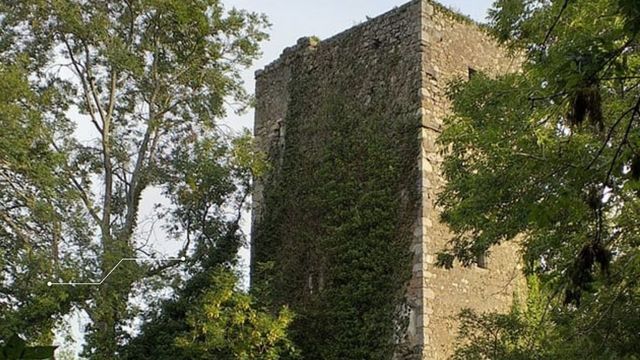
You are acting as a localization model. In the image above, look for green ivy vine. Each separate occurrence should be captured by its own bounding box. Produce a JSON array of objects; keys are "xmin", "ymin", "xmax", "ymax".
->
[{"xmin": 253, "ymin": 39, "xmax": 420, "ymax": 359}]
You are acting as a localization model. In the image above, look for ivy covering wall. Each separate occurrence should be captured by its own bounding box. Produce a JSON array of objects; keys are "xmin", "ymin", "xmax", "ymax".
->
[{"xmin": 253, "ymin": 32, "xmax": 421, "ymax": 358}]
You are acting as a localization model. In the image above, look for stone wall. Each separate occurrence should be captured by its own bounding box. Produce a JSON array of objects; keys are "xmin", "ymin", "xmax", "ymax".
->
[
  {"xmin": 417, "ymin": 3, "xmax": 523, "ymax": 359},
  {"xmin": 252, "ymin": 1, "xmax": 523, "ymax": 359},
  {"xmin": 252, "ymin": 2, "xmax": 424, "ymax": 357},
  {"xmin": 252, "ymin": 0, "xmax": 423, "ymax": 236}
]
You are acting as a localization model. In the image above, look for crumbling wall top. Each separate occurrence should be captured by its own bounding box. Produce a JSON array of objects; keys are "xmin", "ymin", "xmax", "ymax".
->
[{"xmin": 255, "ymin": 0, "xmax": 486, "ymax": 80}]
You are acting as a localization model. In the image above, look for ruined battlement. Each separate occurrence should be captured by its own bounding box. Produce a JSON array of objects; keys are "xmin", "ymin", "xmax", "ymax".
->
[
  {"xmin": 256, "ymin": 0, "xmax": 421, "ymax": 78},
  {"xmin": 252, "ymin": 2, "xmax": 522, "ymax": 359}
]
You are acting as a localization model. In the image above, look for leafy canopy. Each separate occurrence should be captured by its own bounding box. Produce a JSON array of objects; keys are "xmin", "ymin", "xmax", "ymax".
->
[
  {"xmin": 122, "ymin": 268, "xmax": 298, "ymax": 360},
  {"xmin": 439, "ymin": 0, "xmax": 640, "ymax": 358},
  {"xmin": 0, "ymin": 0, "xmax": 269, "ymax": 357}
]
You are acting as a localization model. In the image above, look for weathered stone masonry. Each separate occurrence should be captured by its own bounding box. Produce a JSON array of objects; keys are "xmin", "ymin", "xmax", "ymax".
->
[{"xmin": 252, "ymin": 1, "xmax": 523, "ymax": 359}]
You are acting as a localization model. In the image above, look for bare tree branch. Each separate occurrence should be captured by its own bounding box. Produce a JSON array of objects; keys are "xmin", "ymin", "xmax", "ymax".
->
[
  {"xmin": 60, "ymin": 34, "xmax": 103, "ymax": 134},
  {"xmin": 586, "ymin": 98, "xmax": 639, "ymax": 170}
]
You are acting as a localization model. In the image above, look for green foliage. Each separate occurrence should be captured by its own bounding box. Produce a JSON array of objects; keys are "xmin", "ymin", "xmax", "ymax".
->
[
  {"xmin": 121, "ymin": 268, "xmax": 297, "ymax": 360},
  {"xmin": 453, "ymin": 277, "xmax": 552, "ymax": 360},
  {"xmin": 253, "ymin": 45, "xmax": 419, "ymax": 358},
  {"xmin": 440, "ymin": 0, "xmax": 640, "ymax": 358},
  {"xmin": 430, "ymin": 0, "xmax": 485, "ymax": 29},
  {"xmin": 0, "ymin": 0, "xmax": 269, "ymax": 358},
  {"xmin": 163, "ymin": 136, "xmax": 241, "ymax": 267},
  {"xmin": 0, "ymin": 334, "xmax": 56, "ymax": 360},
  {"xmin": 176, "ymin": 270, "xmax": 297, "ymax": 360},
  {"xmin": 120, "ymin": 130, "xmax": 293, "ymax": 359},
  {"xmin": 0, "ymin": 62, "xmax": 88, "ymax": 342},
  {"xmin": 231, "ymin": 130, "xmax": 269, "ymax": 179},
  {"xmin": 454, "ymin": 274, "xmax": 640, "ymax": 359}
]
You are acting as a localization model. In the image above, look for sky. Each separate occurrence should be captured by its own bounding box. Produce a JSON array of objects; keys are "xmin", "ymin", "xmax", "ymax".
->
[{"xmin": 61, "ymin": 0, "xmax": 497, "ymax": 355}]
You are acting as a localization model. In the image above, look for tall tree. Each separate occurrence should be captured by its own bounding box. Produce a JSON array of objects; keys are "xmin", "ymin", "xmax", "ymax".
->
[
  {"xmin": 0, "ymin": 60, "xmax": 89, "ymax": 344},
  {"xmin": 0, "ymin": 0, "xmax": 268, "ymax": 357},
  {"xmin": 120, "ymin": 133, "xmax": 296, "ymax": 359},
  {"xmin": 438, "ymin": 0, "xmax": 640, "ymax": 358}
]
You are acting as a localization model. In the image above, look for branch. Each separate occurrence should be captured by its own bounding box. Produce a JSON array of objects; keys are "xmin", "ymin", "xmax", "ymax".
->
[
  {"xmin": 603, "ymin": 97, "xmax": 640, "ymax": 187},
  {"xmin": 121, "ymin": 50, "xmax": 163, "ymax": 240},
  {"xmin": 145, "ymin": 187, "xmax": 251, "ymax": 278},
  {"xmin": 105, "ymin": 70, "xmax": 118, "ymax": 127},
  {"xmin": 82, "ymin": 41, "xmax": 107, "ymax": 123},
  {"xmin": 567, "ymin": 253, "xmax": 636, "ymax": 341},
  {"xmin": 124, "ymin": 0, "xmax": 135, "ymax": 46},
  {"xmin": 528, "ymin": 91, "xmax": 567, "ymax": 103},
  {"xmin": 599, "ymin": 75, "xmax": 640, "ymax": 81},
  {"xmin": 112, "ymin": 165, "xmax": 130, "ymax": 188},
  {"xmin": 120, "ymin": 122, "xmax": 155, "ymax": 241},
  {"xmin": 0, "ymin": 211, "xmax": 32, "ymax": 246},
  {"xmin": 589, "ymin": 35, "xmax": 638, "ymax": 84},
  {"xmin": 155, "ymin": 98, "xmax": 186, "ymax": 118},
  {"xmin": 79, "ymin": 41, "xmax": 114, "ymax": 230},
  {"xmin": 50, "ymin": 142, "xmax": 103, "ymax": 228},
  {"xmin": 514, "ymin": 152, "xmax": 578, "ymax": 168},
  {"xmin": 542, "ymin": 0, "xmax": 569, "ymax": 46},
  {"xmin": 60, "ymin": 34, "xmax": 103, "ymax": 134},
  {"xmin": 586, "ymin": 100, "xmax": 639, "ymax": 170},
  {"xmin": 145, "ymin": 260, "xmax": 179, "ymax": 278}
]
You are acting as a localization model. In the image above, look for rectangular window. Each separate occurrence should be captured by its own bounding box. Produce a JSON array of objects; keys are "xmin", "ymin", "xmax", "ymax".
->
[
  {"xmin": 468, "ymin": 67, "xmax": 477, "ymax": 79},
  {"xmin": 476, "ymin": 252, "xmax": 488, "ymax": 269}
]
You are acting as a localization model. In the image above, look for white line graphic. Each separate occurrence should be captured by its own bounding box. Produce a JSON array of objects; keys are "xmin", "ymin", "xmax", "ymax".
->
[{"xmin": 47, "ymin": 256, "xmax": 186, "ymax": 286}]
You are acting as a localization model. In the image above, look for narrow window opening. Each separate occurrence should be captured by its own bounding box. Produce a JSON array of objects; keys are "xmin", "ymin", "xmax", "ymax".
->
[
  {"xmin": 476, "ymin": 252, "xmax": 488, "ymax": 269},
  {"xmin": 318, "ymin": 270, "xmax": 325, "ymax": 292},
  {"xmin": 468, "ymin": 67, "xmax": 477, "ymax": 79}
]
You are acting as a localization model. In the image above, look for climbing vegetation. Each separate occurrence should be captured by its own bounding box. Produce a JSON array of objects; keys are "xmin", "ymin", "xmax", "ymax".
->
[{"xmin": 253, "ymin": 46, "xmax": 420, "ymax": 359}]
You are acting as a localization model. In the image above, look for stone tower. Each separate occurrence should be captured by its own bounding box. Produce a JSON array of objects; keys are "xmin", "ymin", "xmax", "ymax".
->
[{"xmin": 251, "ymin": 1, "xmax": 523, "ymax": 359}]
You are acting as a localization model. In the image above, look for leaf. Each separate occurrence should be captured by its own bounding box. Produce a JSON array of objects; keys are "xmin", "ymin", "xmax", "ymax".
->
[
  {"xmin": 21, "ymin": 346, "xmax": 57, "ymax": 359},
  {"xmin": 3, "ymin": 335, "xmax": 26, "ymax": 359}
]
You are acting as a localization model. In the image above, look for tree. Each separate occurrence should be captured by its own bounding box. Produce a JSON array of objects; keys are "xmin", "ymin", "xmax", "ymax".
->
[
  {"xmin": 452, "ymin": 277, "xmax": 552, "ymax": 360},
  {"xmin": 176, "ymin": 270, "xmax": 296, "ymax": 360},
  {"xmin": 438, "ymin": 0, "xmax": 640, "ymax": 358},
  {"xmin": 119, "ymin": 131, "xmax": 296, "ymax": 359},
  {"xmin": 0, "ymin": 61, "xmax": 89, "ymax": 343},
  {"xmin": 122, "ymin": 269, "xmax": 298, "ymax": 360},
  {"xmin": 120, "ymin": 134, "xmax": 296, "ymax": 359},
  {"xmin": 452, "ymin": 275, "xmax": 640, "ymax": 359},
  {"xmin": 0, "ymin": 0, "xmax": 268, "ymax": 358}
]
